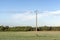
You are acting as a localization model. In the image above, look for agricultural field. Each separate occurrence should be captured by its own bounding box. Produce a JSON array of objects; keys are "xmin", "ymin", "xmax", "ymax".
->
[{"xmin": 0, "ymin": 31, "xmax": 60, "ymax": 40}]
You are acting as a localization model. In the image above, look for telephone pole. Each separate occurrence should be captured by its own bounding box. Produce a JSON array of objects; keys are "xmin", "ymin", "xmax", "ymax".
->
[{"xmin": 35, "ymin": 10, "xmax": 38, "ymax": 32}]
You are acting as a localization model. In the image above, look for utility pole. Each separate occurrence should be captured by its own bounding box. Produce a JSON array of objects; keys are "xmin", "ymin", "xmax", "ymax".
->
[{"xmin": 35, "ymin": 10, "xmax": 38, "ymax": 32}]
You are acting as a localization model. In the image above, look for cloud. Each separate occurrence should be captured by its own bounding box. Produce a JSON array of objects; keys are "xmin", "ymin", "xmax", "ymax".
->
[
  {"xmin": 43, "ymin": 10, "xmax": 60, "ymax": 16},
  {"xmin": 1, "ymin": 10, "xmax": 60, "ymax": 26},
  {"xmin": 10, "ymin": 10, "xmax": 60, "ymax": 26},
  {"xmin": 12, "ymin": 11, "xmax": 35, "ymax": 21},
  {"xmin": 12, "ymin": 10, "xmax": 60, "ymax": 21}
]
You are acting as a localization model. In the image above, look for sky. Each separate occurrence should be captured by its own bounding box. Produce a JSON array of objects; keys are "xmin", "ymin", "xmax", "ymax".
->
[{"xmin": 0, "ymin": 0, "xmax": 60, "ymax": 26}]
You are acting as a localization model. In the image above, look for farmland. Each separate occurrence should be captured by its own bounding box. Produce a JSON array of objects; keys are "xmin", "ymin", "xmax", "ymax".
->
[{"xmin": 0, "ymin": 31, "xmax": 60, "ymax": 40}]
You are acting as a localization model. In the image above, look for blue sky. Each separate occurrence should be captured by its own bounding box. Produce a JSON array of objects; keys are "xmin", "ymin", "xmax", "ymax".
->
[{"xmin": 0, "ymin": 0, "xmax": 60, "ymax": 26}]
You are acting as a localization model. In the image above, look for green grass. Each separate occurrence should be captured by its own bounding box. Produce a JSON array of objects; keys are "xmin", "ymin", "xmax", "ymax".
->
[{"xmin": 0, "ymin": 31, "xmax": 60, "ymax": 40}]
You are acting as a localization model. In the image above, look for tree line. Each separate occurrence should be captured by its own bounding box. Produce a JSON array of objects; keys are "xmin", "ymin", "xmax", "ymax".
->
[{"xmin": 0, "ymin": 25, "xmax": 60, "ymax": 31}]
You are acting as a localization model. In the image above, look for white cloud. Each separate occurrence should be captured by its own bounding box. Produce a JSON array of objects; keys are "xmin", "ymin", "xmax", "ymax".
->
[
  {"xmin": 39, "ymin": 10, "xmax": 60, "ymax": 17},
  {"xmin": 1, "ymin": 10, "xmax": 60, "ymax": 26},
  {"xmin": 11, "ymin": 10, "xmax": 60, "ymax": 26},
  {"xmin": 12, "ymin": 10, "xmax": 60, "ymax": 21},
  {"xmin": 12, "ymin": 11, "xmax": 36, "ymax": 21}
]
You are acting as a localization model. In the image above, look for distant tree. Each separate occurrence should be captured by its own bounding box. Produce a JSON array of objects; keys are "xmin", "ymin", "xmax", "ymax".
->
[
  {"xmin": 48, "ymin": 27, "xmax": 52, "ymax": 31},
  {"xmin": 0, "ymin": 25, "xmax": 5, "ymax": 31},
  {"xmin": 1, "ymin": 27, "xmax": 5, "ymax": 31},
  {"xmin": 5, "ymin": 26, "xmax": 9, "ymax": 31}
]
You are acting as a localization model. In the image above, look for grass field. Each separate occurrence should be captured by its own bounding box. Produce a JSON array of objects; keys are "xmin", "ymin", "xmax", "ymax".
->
[{"xmin": 0, "ymin": 31, "xmax": 60, "ymax": 40}]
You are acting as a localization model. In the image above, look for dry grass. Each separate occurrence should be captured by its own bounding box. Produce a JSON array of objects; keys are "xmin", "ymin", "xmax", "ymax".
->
[{"xmin": 0, "ymin": 31, "xmax": 60, "ymax": 40}]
